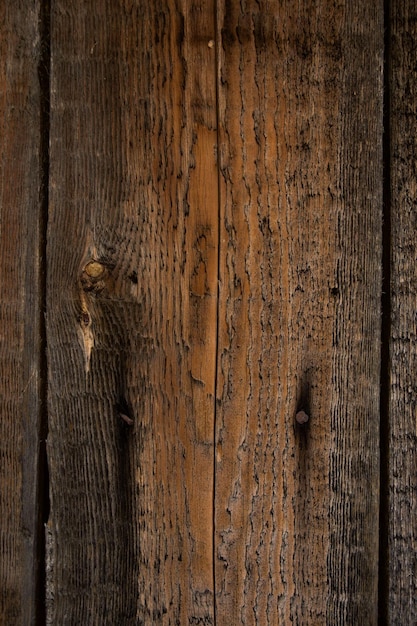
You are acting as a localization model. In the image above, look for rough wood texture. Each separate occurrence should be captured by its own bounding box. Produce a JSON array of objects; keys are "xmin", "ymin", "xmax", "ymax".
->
[
  {"xmin": 214, "ymin": 1, "xmax": 383, "ymax": 623},
  {"xmin": 388, "ymin": 0, "xmax": 417, "ymax": 621},
  {"xmin": 0, "ymin": 2, "xmax": 43, "ymax": 624},
  {"xmin": 47, "ymin": 1, "xmax": 218, "ymax": 623}
]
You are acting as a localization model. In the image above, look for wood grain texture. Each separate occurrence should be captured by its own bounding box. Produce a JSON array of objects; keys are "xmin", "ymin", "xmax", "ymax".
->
[
  {"xmin": 0, "ymin": 1, "xmax": 43, "ymax": 624},
  {"xmin": 47, "ymin": 0, "xmax": 218, "ymax": 623},
  {"xmin": 214, "ymin": 1, "xmax": 383, "ymax": 623},
  {"xmin": 388, "ymin": 0, "xmax": 417, "ymax": 621}
]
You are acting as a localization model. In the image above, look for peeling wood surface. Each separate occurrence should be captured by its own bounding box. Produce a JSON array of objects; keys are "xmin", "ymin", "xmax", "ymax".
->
[
  {"xmin": 0, "ymin": 1, "xmax": 43, "ymax": 624},
  {"xmin": 214, "ymin": 1, "xmax": 383, "ymax": 623},
  {"xmin": 388, "ymin": 0, "xmax": 417, "ymax": 621}
]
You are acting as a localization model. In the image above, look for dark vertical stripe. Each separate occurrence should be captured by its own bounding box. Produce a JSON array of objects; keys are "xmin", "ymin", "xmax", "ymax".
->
[
  {"xmin": 379, "ymin": 0, "xmax": 391, "ymax": 623},
  {"xmin": 36, "ymin": 0, "xmax": 51, "ymax": 623}
]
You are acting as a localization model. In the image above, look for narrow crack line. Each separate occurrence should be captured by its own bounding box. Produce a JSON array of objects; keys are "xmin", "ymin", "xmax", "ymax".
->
[
  {"xmin": 378, "ymin": 0, "xmax": 391, "ymax": 623},
  {"xmin": 213, "ymin": 1, "xmax": 222, "ymax": 622},
  {"xmin": 36, "ymin": 0, "xmax": 51, "ymax": 623}
]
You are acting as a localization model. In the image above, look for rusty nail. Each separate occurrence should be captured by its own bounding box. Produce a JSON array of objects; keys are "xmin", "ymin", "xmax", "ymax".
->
[
  {"xmin": 119, "ymin": 413, "xmax": 134, "ymax": 426},
  {"xmin": 295, "ymin": 410, "xmax": 309, "ymax": 425}
]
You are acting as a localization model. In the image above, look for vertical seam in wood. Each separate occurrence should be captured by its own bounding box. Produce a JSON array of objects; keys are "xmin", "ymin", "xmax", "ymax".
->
[
  {"xmin": 36, "ymin": 1, "xmax": 51, "ymax": 623},
  {"xmin": 379, "ymin": 0, "xmax": 391, "ymax": 622},
  {"xmin": 213, "ymin": 0, "xmax": 221, "ymax": 622}
]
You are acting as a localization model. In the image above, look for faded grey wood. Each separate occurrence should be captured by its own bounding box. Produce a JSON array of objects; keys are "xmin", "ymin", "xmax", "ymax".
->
[
  {"xmin": 388, "ymin": 0, "xmax": 417, "ymax": 621},
  {"xmin": 0, "ymin": 1, "xmax": 44, "ymax": 624}
]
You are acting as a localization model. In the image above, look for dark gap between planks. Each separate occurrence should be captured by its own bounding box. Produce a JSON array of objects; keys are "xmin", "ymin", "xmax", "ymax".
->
[
  {"xmin": 36, "ymin": 0, "xmax": 51, "ymax": 624},
  {"xmin": 379, "ymin": 0, "xmax": 392, "ymax": 623}
]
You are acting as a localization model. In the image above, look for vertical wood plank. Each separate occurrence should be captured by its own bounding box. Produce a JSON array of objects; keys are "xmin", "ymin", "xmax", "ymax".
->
[
  {"xmin": 388, "ymin": 0, "xmax": 417, "ymax": 620},
  {"xmin": 0, "ymin": 1, "xmax": 44, "ymax": 624},
  {"xmin": 214, "ymin": 1, "xmax": 383, "ymax": 623},
  {"xmin": 47, "ymin": 0, "xmax": 218, "ymax": 622}
]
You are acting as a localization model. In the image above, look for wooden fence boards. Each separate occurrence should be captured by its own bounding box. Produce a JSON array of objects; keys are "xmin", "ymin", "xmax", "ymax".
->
[
  {"xmin": 0, "ymin": 1, "xmax": 43, "ymax": 624},
  {"xmin": 214, "ymin": 1, "xmax": 383, "ymax": 623},
  {"xmin": 47, "ymin": 1, "xmax": 217, "ymax": 623},
  {"xmin": 388, "ymin": 0, "xmax": 417, "ymax": 621},
  {"xmin": 0, "ymin": 0, "xmax": 416, "ymax": 624}
]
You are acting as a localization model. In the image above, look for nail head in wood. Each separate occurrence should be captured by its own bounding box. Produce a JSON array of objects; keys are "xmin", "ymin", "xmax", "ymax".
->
[
  {"xmin": 119, "ymin": 413, "xmax": 134, "ymax": 426},
  {"xmin": 295, "ymin": 409, "xmax": 309, "ymax": 425}
]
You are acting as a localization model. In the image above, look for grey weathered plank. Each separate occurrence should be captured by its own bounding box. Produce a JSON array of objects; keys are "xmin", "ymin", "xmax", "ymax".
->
[
  {"xmin": 47, "ymin": 1, "xmax": 218, "ymax": 623},
  {"xmin": 388, "ymin": 0, "xmax": 417, "ymax": 621},
  {"xmin": 214, "ymin": 1, "xmax": 384, "ymax": 623},
  {"xmin": 0, "ymin": 1, "xmax": 44, "ymax": 624}
]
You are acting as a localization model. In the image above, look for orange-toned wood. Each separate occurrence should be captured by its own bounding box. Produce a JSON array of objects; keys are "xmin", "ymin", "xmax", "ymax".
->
[
  {"xmin": 47, "ymin": 1, "xmax": 218, "ymax": 622},
  {"xmin": 214, "ymin": 2, "xmax": 383, "ymax": 623}
]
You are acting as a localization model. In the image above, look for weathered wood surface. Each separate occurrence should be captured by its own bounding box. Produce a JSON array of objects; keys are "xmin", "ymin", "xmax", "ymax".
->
[
  {"xmin": 388, "ymin": 0, "xmax": 417, "ymax": 621},
  {"xmin": 46, "ymin": 1, "xmax": 385, "ymax": 624},
  {"xmin": 214, "ymin": 1, "xmax": 383, "ymax": 624},
  {"xmin": 47, "ymin": 0, "xmax": 218, "ymax": 623},
  {"xmin": 6, "ymin": 0, "xmax": 417, "ymax": 624},
  {"xmin": 0, "ymin": 1, "xmax": 44, "ymax": 624}
]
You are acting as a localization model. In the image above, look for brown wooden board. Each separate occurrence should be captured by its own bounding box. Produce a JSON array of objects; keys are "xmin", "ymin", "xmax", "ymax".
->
[
  {"xmin": 388, "ymin": 0, "xmax": 417, "ymax": 621},
  {"xmin": 214, "ymin": 1, "xmax": 383, "ymax": 623},
  {"xmin": 6, "ymin": 0, "xmax": 417, "ymax": 623},
  {"xmin": 47, "ymin": 0, "xmax": 218, "ymax": 623},
  {"xmin": 0, "ymin": 1, "xmax": 44, "ymax": 624},
  {"xmin": 43, "ymin": 0, "xmax": 391, "ymax": 623}
]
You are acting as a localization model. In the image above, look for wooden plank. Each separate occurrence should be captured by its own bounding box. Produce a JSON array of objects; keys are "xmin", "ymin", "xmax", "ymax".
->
[
  {"xmin": 0, "ymin": 1, "xmax": 44, "ymax": 624},
  {"xmin": 387, "ymin": 0, "xmax": 417, "ymax": 620},
  {"xmin": 47, "ymin": 0, "xmax": 218, "ymax": 622},
  {"xmin": 214, "ymin": 1, "xmax": 383, "ymax": 623}
]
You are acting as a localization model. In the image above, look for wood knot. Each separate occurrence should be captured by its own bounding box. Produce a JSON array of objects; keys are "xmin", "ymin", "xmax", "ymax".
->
[
  {"xmin": 84, "ymin": 261, "xmax": 106, "ymax": 279},
  {"xmin": 80, "ymin": 260, "xmax": 110, "ymax": 294}
]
